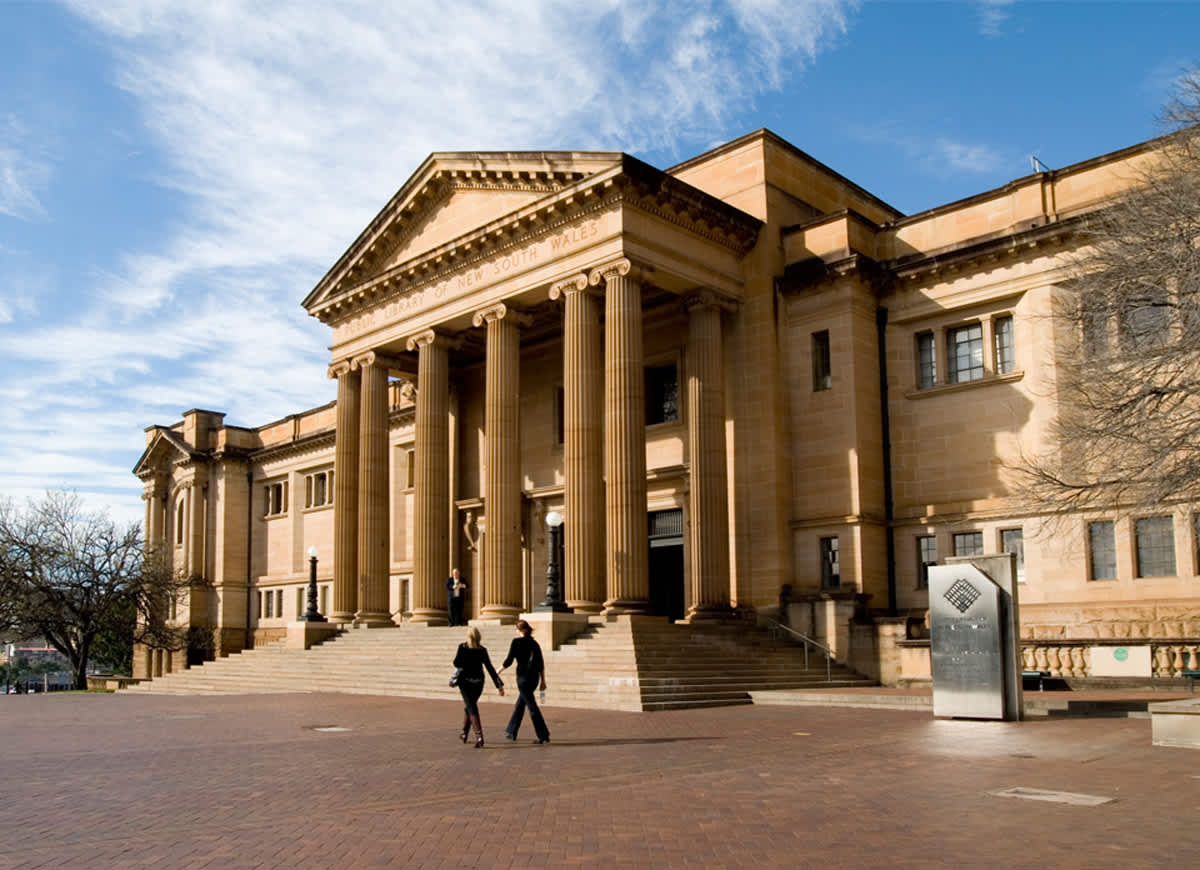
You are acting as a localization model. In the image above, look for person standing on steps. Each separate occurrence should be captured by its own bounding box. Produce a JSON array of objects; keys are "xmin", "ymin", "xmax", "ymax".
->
[
  {"xmin": 446, "ymin": 568, "xmax": 468, "ymax": 626},
  {"xmin": 498, "ymin": 619, "xmax": 550, "ymax": 745},
  {"xmin": 453, "ymin": 626, "xmax": 504, "ymax": 747}
]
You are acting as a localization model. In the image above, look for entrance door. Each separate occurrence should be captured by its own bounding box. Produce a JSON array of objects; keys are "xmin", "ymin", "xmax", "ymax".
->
[{"xmin": 648, "ymin": 509, "xmax": 685, "ymax": 621}]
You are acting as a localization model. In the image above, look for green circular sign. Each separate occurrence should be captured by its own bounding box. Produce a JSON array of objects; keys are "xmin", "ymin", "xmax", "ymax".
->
[{"xmin": 1114, "ymin": 647, "xmax": 1128, "ymax": 662}]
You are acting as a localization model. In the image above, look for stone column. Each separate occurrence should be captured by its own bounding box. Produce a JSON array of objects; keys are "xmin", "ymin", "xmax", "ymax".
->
[
  {"xmin": 684, "ymin": 292, "xmax": 733, "ymax": 620},
  {"xmin": 329, "ymin": 361, "xmax": 360, "ymax": 623},
  {"xmin": 590, "ymin": 258, "xmax": 650, "ymax": 613},
  {"xmin": 474, "ymin": 303, "xmax": 528, "ymax": 622},
  {"xmin": 407, "ymin": 330, "xmax": 452, "ymax": 624},
  {"xmin": 354, "ymin": 352, "xmax": 392, "ymax": 625},
  {"xmin": 550, "ymin": 275, "xmax": 605, "ymax": 612}
]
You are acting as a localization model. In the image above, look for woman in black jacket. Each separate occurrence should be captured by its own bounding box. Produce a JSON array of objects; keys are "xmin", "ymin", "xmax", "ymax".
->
[
  {"xmin": 498, "ymin": 619, "xmax": 550, "ymax": 744},
  {"xmin": 453, "ymin": 626, "xmax": 504, "ymax": 747}
]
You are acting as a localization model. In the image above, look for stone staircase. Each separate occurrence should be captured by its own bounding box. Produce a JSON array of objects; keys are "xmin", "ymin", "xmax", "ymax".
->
[{"xmin": 120, "ymin": 616, "xmax": 875, "ymax": 711}]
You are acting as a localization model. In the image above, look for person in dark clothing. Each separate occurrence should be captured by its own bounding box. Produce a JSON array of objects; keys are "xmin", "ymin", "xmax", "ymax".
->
[
  {"xmin": 453, "ymin": 626, "xmax": 504, "ymax": 747},
  {"xmin": 498, "ymin": 619, "xmax": 550, "ymax": 744},
  {"xmin": 446, "ymin": 568, "xmax": 468, "ymax": 626}
]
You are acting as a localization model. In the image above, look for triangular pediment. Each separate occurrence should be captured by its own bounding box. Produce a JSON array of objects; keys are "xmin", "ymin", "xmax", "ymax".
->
[
  {"xmin": 303, "ymin": 151, "xmax": 623, "ymax": 313},
  {"xmin": 132, "ymin": 428, "xmax": 203, "ymax": 479}
]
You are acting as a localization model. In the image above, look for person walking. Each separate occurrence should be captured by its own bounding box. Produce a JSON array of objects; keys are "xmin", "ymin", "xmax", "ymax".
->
[
  {"xmin": 498, "ymin": 619, "xmax": 550, "ymax": 744},
  {"xmin": 452, "ymin": 626, "xmax": 504, "ymax": 747},
  {"xmin": 446, "ymin": 568, "xmax": 468, "ymax": 626}
]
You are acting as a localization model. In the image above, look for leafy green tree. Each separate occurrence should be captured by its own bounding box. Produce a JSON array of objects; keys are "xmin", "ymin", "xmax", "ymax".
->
[{"xmin": 0, "ymin": 491, "xmax": 191, "ymax": 689}]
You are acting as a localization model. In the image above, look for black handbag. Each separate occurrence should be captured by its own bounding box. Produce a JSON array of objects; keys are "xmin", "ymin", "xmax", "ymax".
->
[{"xmin": 449, "ymin": 667, "xmax": 463, "ymax": 687}]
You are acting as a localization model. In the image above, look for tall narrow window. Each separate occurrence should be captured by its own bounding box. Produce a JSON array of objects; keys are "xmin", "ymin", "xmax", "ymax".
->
[
  {"xmin": 820, "ymin": 537, "xmax": 840, "ymax": 589},
  {"xmin": 953, "ymin": 531, "xmax": 983, "ymax": 557},
  {"xmin": 1001, "ymin": 528, "xmax": 1025, "ymax": 583},
  {"xmin": 812, "ymin": 330, "xmax": 831, "ymax": 391},
  {"xmin": 916, "ymin": 332, "xmax": 936, "ymax": 389},
  {"xmin": 405, "ymin": 449, "xmax": 415, "ymax": 490},
  {"xmin": 264, "ymin": 481, "xmax": 287, "ymax": 517},
  {"xmin": 296, "ymin": 587, "xmax": 304, "ymax": 617},
  {"xmin": 645, "ymin": 362, "xmax": 679, "ymax": 425},
  {"xmin": 1089, "ymin": 521, "xmax": 1117, "ymax": 580},
  {"xmin": 917, "ymin": 535, "xmax": 937, "ymax": 590},
  {"xmin": 1135, "ymin": 516, "xmax": 1175, "ymax": 577},
  {"xmin": 947, "ymin": 324, "xmax": 984, "ymax": 383},
  {"xmin": 175, "ymin": 500, "xmax": 185, "ymax": 545},
  {"xmin": 994, "ymin": 315, "xmax": 1015, "ymax": 374}
]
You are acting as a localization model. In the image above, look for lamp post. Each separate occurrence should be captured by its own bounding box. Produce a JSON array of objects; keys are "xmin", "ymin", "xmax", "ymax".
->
[
  {"xmin": 536, "ymin": 510, "xmax": 569, "ymax": 612},
  {"xmin": 302, "ymin": 546, "xmax": 326, "ymax": 622}
]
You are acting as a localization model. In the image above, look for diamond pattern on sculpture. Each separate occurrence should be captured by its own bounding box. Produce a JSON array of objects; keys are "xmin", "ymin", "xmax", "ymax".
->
[{"xmin": 944, "ymin": 578, "xmax": 981, "ymax": 613}]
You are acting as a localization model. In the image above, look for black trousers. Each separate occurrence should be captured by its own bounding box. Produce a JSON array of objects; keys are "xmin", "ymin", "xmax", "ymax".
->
[
  {"xmin": 448, "ymin": 596, "xmax": 464, "ymax": 626},
  {"xmin": 458, "ymin": 677, "xmax": 484, "ymax": 716},
  {"xmin": 504, "ymin": 676, "xmax": 549, "ymax": 740}
]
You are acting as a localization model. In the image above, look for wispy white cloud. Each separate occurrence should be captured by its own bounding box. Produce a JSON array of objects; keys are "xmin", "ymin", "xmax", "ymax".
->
[
  {"xmin": 977, "ymin": 0, "xmax": 1017, "ymax": 37},
  {"xmin": 2, "ymin": 0, "xmax": 856, "ymax": 520},
  {"xmin": 0, "ymin": 116, "xmax": 51, "ymax": 221},
  {"xmin": 853, "ymin": 121, "xmax": 1009, "ymax": 181}
]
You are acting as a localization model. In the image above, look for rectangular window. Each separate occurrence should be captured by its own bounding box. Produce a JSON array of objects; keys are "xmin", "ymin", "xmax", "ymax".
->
[
  {"xmin": 645, "ymin": 362, "xmax": 680, "ymax": 425},
  {"xmin": 264, "ymin": 590, "xmax": 273, "ymax": 618},
  {"xmin": 916, "ymin": 332, "xmax": 936, "ymax": 389},
  {"xmin": 812, "ymin": 330, "xmax": 831, "ymax": 391},
  {"xmin": 1120, "ymin": 287, "xmax": 1170, "ymax": 351},
  {"xmin": 1088, "ymin": 521, "xmax": 1117, "ymax": 580},
  {"xmin": 264, "ymin": 481, "xmax": 287, "ymax": 517},
  {"xmin": 947, "ymin": 324, "xmax": 984, "ymax": 383},
  {"xmin": 994, "ymin": 315, "xmax": 1015, "ymax": 374},
  {"xmin": 405, "ymin": 449, "xmax": 415, "ymax": 490},
  {"xmin": 1135, "ymin": 516, "xmax": 1176, "ymax": 578},
  {"xmin": 953, "ymin": 531, "xmax": 983, "ymax": 557},
  {"xmin": 820, "ymin": 537, "xmax": 840, "ymax": 589},
  {"xmin": 917, "ymin": 535, "xmax": 937, "ymax": 590},
  {"xmin": 275, "ymin": 590, "xmax": 283, "ymax": 618},
  {"xmin": 175, "ymin": 500, "xmax": 185, "ymax": 545},
  {"xmin": 296, "ymin": 587, "xmax": 304, "ymax": 617},
  {"xmin": 304, "ymin": 470, "xmax": 333, "ymax": 508},
  {"xmin": 1001, "ymin": 528, "xmax": 1025, "ymax": 583},
  {"xmin": 320, "ymin": 585, "xmax": 329, "ymax": 614}
]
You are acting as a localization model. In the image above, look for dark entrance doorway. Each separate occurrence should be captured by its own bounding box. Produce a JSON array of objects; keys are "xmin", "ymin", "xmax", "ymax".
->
[{"xmin": 648, "ymin": 509, "xmax": 685, "ymax": 621}]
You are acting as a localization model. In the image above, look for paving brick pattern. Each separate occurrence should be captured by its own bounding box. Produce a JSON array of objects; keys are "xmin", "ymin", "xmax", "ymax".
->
[{"xmin": 1, "ymin": 692, "xmax": 1197, "ymax": 869}]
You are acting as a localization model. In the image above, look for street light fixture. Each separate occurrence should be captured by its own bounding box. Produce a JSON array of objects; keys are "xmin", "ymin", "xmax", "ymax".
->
[
  {"xmin": 536, "ymin": 510, "xmax": 569, "ymax": 612},
  {"xmin": 302, "ymin": 546, "xmax": 326, "ymax": 622}
]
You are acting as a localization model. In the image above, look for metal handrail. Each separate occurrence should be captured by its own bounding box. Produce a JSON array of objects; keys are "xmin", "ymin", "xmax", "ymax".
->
[{"xmin": 762, "ymin": 617, "xmax": 835, "ymax": 682}]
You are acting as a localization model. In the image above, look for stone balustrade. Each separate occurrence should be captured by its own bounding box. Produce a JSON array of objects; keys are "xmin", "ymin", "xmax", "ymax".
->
[{"xmin": 1020, "ymin": 641, "xmax": 1200, "ymax": 679}]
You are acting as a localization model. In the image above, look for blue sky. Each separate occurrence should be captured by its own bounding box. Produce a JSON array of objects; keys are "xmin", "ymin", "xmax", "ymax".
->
[{"xmin": 2, "ymin": 0, "xmax": 1198, "ymax": 526}]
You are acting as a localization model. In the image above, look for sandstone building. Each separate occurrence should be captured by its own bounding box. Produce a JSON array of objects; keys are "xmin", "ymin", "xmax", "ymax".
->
[{"xmin": 133, "ymin": 129, "xmax": 1200, "ymax": 683}]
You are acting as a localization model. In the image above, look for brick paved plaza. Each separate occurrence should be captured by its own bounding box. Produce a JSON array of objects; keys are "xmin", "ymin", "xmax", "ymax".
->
[{"xmin": 1, "ymin": 692, "xmax": 1197, "ymax": 869}]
